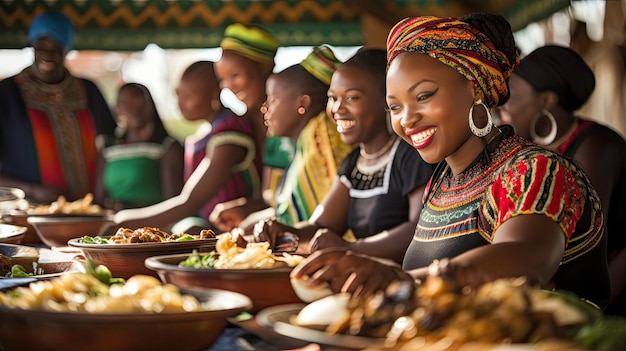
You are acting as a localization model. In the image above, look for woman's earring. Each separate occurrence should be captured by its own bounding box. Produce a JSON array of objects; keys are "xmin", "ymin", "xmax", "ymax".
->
[
  {"xmin": 298, "ymin": 107, "xmax": 306, "ymax": 115},
  {"xmin": 530, "ymin": 109, "xmax": 557, "ymax": 145},
  {"xmin": 468, "ymin": 99, "xmax": 493, "ymax": 138}
]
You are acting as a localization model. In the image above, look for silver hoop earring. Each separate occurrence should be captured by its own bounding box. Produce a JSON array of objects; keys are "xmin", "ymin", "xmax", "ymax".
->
[
  {"xmin": 530, "ymin": 109, "xmax": 557, "ymax": 145},
  {"xmin": 468, "ymin": 99, "xmax": 493, "ymax": 138}
]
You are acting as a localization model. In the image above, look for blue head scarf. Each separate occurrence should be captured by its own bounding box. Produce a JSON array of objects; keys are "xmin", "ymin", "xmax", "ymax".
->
[{"xmin": 28, "ymin": 12, "xmax": 74, "ymax": 52}]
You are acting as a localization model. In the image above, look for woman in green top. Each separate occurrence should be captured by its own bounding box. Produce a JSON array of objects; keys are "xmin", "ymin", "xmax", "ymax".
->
[{"xmin": 97, "ymin": 83, "xmax": 184, "ymax": 210}]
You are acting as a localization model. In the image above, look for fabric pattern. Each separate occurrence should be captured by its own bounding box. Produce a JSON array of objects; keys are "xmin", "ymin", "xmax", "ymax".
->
[
  {"xmin": 219, "ymin": 23, "xmax": 279, "ymax": 64},
  {"xmin": 274, "ymin": 112, "xmax": 352, "ymax": 225},
  {"xmin": 386, "ymin": 16, "xmax": 519, "ymax": 107},
  {"xmin": 184, "ymin": 109, "xmax": 261, "ymax": 220},
  {"xmin": 403, "ymin": 126, "xmax": 609, "ymax": 307},
  {"xmin": 0, "ymin": 67, "xmax": 115, "ymax": 200},
  {"xmin": 338, "ymin": 139, "xmax": 434, "ymax": 239}
]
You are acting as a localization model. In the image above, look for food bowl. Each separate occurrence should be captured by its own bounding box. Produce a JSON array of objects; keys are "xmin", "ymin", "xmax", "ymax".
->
[
  {"xmin": 27, "ymin": 213, "xmax": 115, "ymax": 248},
  {"xmin": 0, "ymin": 224, "xmax": 28, "ymax": 245},
  {"xmin": 0, "ymin": 286, "xmax": 252, "ymax": 351},
  {"xmin": 0, "ymin": 211, "xmax": 39, "ymax": 244},
  {"xmin": 145, "ymin": 253, "xmax": 301, "ymax": 313},
  {"xmin": 0, "ymin": 187, "xmax": 25, "ymax": 212},
  {"xmin": 68, "ymin": 239, "xmax": 217, "ymax": 279}
]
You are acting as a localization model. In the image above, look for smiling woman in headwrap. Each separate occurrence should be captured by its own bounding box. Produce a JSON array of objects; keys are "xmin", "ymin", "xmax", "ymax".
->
[
  {"xmin": 0, "ymin": 11, "xmax": 116, "ymax": 204},
  {"xmin": 499, "ymin": 45, "xmax": 626, "ymax": 316},
  {"xmin": 211, "ymin": 23, "xmax": 296, "ymax": 230},
  {"xmin": 291, "ymin": 13, "xmax": 610, "ymax": 310}
]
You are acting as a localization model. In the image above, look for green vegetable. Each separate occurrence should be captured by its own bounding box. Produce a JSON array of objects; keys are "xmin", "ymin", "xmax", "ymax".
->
[
  {"xmin": 78, "ymin": 235, "xmax": 110, "ymax": 245},
  {"xmin": 576, "ymin": 316, "xmax": 626, "ymax": 350},
  {"xmin": 7, "ymin": 264, "xmax": 33, "ymax": 278},
  {"xmin": 178, "ymin": 250, "xmax": 219, "ymax": 268},
  {"xmin": 174, "ymin": 234, "xmax": 196, "ymax": 242},
  {"xmin": 84, "ymin": 259, "xmax": 125, "ymax": 285}
]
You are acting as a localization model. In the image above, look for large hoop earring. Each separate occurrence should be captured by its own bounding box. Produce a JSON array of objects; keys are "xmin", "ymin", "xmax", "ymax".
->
[
  {"xmin": 468, "ymin": 99, "xmax": 493, "ymax": 138},
  {"xmin": 530, "ymin": 109, "xmax": 557, "ymax": 145}
]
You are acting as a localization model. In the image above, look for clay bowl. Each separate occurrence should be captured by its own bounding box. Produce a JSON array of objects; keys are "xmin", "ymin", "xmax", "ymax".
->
[
  {"xmin": 0, "ymin": 224, "xmax": 28, "ymax": 245},
  {"xmin": 145, "ymin": 253, "xmax": 301, "ymax": 313},
  {"xmin": 0, "ymin": 211, "xmax": 40, "ymax": 244},
  {"xmin": 68, "ymin": 238, "xmax": 217, "ymax": 279},
  {"xmin": 0, "ymin": 286, "xmax": 251, "ymax": 351},
  {"xmin": 0, "ymin": 187, "xmax": 25, "ymax": 213},
  {"xmin": 26, "ymin": 213, "xmax": 115, "ymax": 248}
]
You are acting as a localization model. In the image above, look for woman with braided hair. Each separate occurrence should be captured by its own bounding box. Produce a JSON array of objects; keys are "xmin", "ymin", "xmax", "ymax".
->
[{"xmin": 292, "ymin": 13, "xmax": 610, "ymax": 309}]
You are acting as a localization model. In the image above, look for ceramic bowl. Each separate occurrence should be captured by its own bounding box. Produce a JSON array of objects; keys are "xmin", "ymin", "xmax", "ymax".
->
[
  {"xmin": 0, "ymin": 286, "xmax": 251, "ymax": 351},
  {"xmin": 0, "ymin": 224, "xmax": 28, "ymax": 245},
  {"xmin": 68, "ymin": 238, "xmax": 217, "ymax": 279},
  {"xmin": 26, "ymin": 213, "xmax": 115, "ymax": 248},
  {"xmin": 145, "ymin": 253, "xmax": 301, "ymax": 313},
  {"xmin": 0, "ymin": 187, "xmax": 25, "ymax": 213}
]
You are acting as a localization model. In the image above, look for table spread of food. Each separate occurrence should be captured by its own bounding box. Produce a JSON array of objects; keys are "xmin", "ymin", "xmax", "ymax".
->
[{"xmin": 0, "ymin": 190, "xmax": 625, "ymax": 351}]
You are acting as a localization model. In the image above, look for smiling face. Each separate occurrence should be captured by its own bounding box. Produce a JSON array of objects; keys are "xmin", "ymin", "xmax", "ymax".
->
[
  {"xmin": 327, "ymin": 66, "xmax": 387, "ymax": 146},
  {"xmin": 262, "ymin": 75, "xmax": 304, "ymax": 138},
  {"xmin": 214, "ymin": 50, "xmax": 268, "ymax": 111},
  {"xmin": 386, "ymin": 52, "xmax": 480, "ymax": 166},
  {"xmin": 497, "ymin": 73, "xmax": 543, "ymax": 140},
  {"xmin": 31, "ymin": 36, "xmax": 66, "ymax": 84}
]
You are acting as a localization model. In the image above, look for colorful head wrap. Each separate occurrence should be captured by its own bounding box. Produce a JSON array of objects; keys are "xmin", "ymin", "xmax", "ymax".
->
[
  {"xmin": 515, "ymin": 45, "xmax": 594, "ymax": 112},
  {"xmin": 28, "ymin": 11, "xmax": 74, "ymax": 52},
  {"xmin": 299, "ymin": 45, "xmax": 342, "ymax": 86},
  {"xmin": 387, "ymin": 16, "xmax": 519, "ymax": 107},
  {"xmin": 220, "ymin": 23, "xmax": 280, "ymax": 64}
]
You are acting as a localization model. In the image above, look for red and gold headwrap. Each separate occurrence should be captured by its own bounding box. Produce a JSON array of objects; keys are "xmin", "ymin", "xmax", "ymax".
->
[{"xmin": 387, "ymin": 16, "xmax": 519, "ymax": 107}]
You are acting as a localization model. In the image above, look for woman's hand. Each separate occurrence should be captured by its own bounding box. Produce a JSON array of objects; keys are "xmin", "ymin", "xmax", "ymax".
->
[
  {"xmin": 232, "ymin": 219, "xmax": 299, "ymax": 252},
  {"xmin": 209, "ymin": 198, "xmax": 249, "ymax": 232},
  {"xmin": 308, "ymin": 228, "xmax": 348, "ymax": 252},
  {"xmin": 290, "ymin": 247, "xmax": 413, "ymax": 298}
]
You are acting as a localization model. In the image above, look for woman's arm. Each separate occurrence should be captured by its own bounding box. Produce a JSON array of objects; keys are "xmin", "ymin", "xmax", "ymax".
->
[
  {"xmin": 311, "ymin": 185, "xmax": 425, "ymax": 262},
  {"xmin": 427, "ymin": 214, "xmax": 565, "ymax": 286},
  {"xmin": 304, "ymin": 176, "xmax": 350, "ymax": 241},
  {"xmin": 159, "ymin": 140, "xmax": 185, "ymax": 200},
  {"xmin": 114, "ymin": 143, "xmax": 246, "ymax": 229}
]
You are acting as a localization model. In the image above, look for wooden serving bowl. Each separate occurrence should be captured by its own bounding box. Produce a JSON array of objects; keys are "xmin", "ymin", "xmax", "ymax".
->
[
  {"xmin": 0, "ymin": 286, "xmax": 251, "ymax": 351},
  {"xmin": 145, "ymin": 253, "xmax": 301, "ymax": 313},
  {"xmin": 68, "ymin": 238, "xmax": 216, "ymax": 279},
  {"xmin": 26, "ymin": 213, "xmax": 115, "ymax": 248}
]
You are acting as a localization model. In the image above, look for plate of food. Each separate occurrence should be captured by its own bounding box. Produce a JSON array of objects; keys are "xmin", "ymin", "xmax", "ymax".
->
[
  {"xmin": 256, "ymin": 301, "xmax": 388, "ymax": 350},
  {"xmin": 255, "ymin": 260, "xmax": 624, "ymax": 351},
  {"xmin": 0, "ymin": 273, "xmax": 252, "ymax": 351},
  {"xmin": 68, "ymin": 227, "xmax": 217, "ymax": 278},
  {"xmin": 145, "ymin": 232, "xmax": 305, "ymax": 313},
  {"xmin": 0, "ymin": 243, "xmax": 84, "ymax": 290}
]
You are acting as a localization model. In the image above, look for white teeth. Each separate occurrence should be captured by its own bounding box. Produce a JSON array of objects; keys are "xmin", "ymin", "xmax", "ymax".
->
[
  {"xmin": 411, "ymin": 128, "xmax": 436, "ymax": 144},
  {"xmin": 335, "ymin": 120, "xmax": 355, "ymax": 133}
]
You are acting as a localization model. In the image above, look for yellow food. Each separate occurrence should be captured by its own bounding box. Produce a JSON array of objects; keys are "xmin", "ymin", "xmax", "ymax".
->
[
  {"xmin": 0, "ymin": 273, "xmax": 202, "ymax": 313},
  {"xmin": 213, "ymin": 232, "xmax": 304, "ymax": 269}
]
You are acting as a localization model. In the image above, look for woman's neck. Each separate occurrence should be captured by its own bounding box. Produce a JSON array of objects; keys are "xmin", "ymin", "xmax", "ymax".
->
[{"xmin": 446, "ymin": 128, "xmax": 501, "ymax": 176}]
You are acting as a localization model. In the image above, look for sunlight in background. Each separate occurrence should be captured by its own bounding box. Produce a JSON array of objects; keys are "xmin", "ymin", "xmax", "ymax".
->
[{"xmin": 0, "ymin": 2, "xmax": 606, "ymax": 139}]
